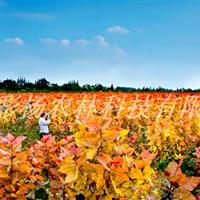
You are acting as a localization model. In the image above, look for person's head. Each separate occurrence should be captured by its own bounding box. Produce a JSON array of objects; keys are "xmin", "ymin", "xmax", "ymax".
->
[{"xmin": 40, "ymin": 111, "xmax": 46, "ymax": 118}]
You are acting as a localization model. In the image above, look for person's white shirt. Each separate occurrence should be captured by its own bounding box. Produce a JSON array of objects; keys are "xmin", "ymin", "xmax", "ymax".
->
[{"xmin": 39, "ymin": 117, "xmax": 51, "ymax": 134}]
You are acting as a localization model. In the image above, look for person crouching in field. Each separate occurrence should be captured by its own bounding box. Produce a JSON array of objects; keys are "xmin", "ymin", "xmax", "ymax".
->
[{"xmin": 39, "ymin": 111, "xmax": 51, "ymax": 139}]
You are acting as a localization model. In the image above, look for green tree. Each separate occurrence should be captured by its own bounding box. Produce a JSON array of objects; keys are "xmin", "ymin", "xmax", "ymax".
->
[
  {"xmin": 61, "ymin": 80, "xmax": 80, "ymax": 91},
  {"xmin": 2, "ymin": 79, "xmax": 18, "ymax": 91},
  {"xmin": 35, "ymin": 78, "xmax": 50, "ymax": 90}
]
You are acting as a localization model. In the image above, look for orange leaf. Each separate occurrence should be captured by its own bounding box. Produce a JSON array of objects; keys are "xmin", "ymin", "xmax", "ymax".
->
[
  {"xmin": 50, "ymin": 180, "xmax": 61, "ymax": 189},
  {"xmin": 140, "ymin": 150, "xmax": 157, "ymax": 165},
  {"xmin": 180, "ymin": 176, "xmax": 200, "ymax": 191},
  {"xmin": 133, "ymin": 159, "xmax": 146, "ymax": 169},
  {"xmin": 0, "ymin": 188, "xmax": 4, "ymax": 198},
  {"xmin": 110, "ymin": 157, "xmax": 123, "ymax": 166},
  {"xmin": 35, "ymin": 175, "xmax": 44, "ymax": 181},
  {"xmin": 173, "ymin": 189, "xmax": 195, "ymax": 200},
  {"xmin": 97, "ymin": 153, "xmax": 112, "ymax": 171},
  {"xmin": 87, "ymin": 119, "xmax": 102, "ymax": 131},
  {"xmin": 165, "ymin": 161, "xmax": 182, "ymax": 177}
]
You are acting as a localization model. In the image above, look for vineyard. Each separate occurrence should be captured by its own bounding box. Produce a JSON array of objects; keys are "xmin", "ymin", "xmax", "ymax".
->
[{"xmin": 0, "ymin": 92, "xmax": 200, "ymax": 200}]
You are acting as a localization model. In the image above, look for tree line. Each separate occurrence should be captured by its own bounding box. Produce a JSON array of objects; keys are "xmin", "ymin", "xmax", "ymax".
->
[{"xmin": 0, "ymin": 78, "xmax": 199, "ymax": 92}]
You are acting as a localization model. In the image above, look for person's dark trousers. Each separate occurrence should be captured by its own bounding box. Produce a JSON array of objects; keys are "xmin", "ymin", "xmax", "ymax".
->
[{"xmin": 40, "ymin": 132, "xmax": 49, "ymax": 139}]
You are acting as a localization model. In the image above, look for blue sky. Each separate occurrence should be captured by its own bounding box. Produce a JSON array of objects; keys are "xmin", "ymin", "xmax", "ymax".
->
[{"xmin": 0, "ymin": 0, "xmax": 200, "ymax": 89}]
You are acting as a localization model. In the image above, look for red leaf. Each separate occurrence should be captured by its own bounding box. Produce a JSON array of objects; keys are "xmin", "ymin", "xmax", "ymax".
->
[
  {"xmin": 110, "ymin": 157, "xmax": 123, "ymax": 166},
  {"xmin": 63, "ymin": 136, "xmax": 74, "ymax": 143},
  {"xmin": 41, "ymin": 135, "xmax": 54, "ymax": 143},
  {"xmin": 1, "ymin": 134, "xmax": 15, "ymax": 145},
  {"xmin": 194, "ymin": 147, "xmax": 200, "ymax": 162}
]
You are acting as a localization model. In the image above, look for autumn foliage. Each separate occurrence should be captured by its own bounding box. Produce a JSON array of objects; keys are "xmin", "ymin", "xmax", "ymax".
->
[{"xmin": 0, "ymin": 92, "xmax": 199, "ymax": 199}]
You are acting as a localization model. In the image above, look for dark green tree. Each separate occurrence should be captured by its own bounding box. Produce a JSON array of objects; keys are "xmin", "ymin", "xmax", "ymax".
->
[
  {"xmin": 35, "ymin": 78, "xmax": 50, "ymax": 90},
  {"xmin": 24, "ymin": 82, "xmax": 35, "ymax": 91},
  {"xmin": 0, "ymin": 80, "xmax": 3, "ymax": 90},
  {"xmin": 61, "ymin": 80, "xmax": 80, "ymax": 91},
  {"xmin": 110, "ymin": 84, "xmax": 114, "ymax": 91},
  {"xmin": 17, "ymin": 77, "xmax": 27, "ymax": 90},
  {"xmin": 51, "ymin": 83, "xmax": 61, "ymax": 91},
  {"xmin": 2, "ymin": 79, "xmax": 18, "ymax": 91},
  {"xmin": 94, "ymin": 84, "xmax": 105, "ymax": 91}
]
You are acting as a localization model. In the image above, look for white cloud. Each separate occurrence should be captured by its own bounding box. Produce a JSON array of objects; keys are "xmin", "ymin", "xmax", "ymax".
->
[
  {"xmin": 4, "ymin": 37, "xmax": 24, "ymax": 45},
  {"xmin": 95, "ymin": 35, "xmax": 125, "ymax": 55},
  {"xmin": 113, "ymin": 47, "xmax": 126, "ymax": 56},
  {"xmin": 40, "ymin": 38, "xmax": 70, "ymax": 46},
  {"xmin": 61, "ymin": 39, "xmax": 70, "ymax": 46},
  {"xmin": 95, "ymin": 35, "xmax": 109, "ymax": 47},
  {"xmin": 39, "ymin": 36, "xmax": 126, "ymax": 56},
  {"xmin": 106, "ymin": 26, "xmax": 130, "ymax": 34},
  {"xmin": 75, "ymin": 39, "xmax": 93, "ymax": 45}
]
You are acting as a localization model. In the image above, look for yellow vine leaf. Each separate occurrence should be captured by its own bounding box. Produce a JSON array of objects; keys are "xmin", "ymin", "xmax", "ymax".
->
[
  {"xmin": 119, "ymin": 129, "xmax": 129, "ymax": 138},
  {"xmin": 173, "ymin": 189, "xmax": 195, "ymax": 200},
  {"xmin": 0, "ymin": 167, "xmax": 9, "ymax": 179},
  {"xmin": 86, "ymin": 147, "xmax": 98, "ymax": 160},
  {"xmin": 130, "ymin": 168, "xmax": 144, "ymax": 180},
  {"xmin": 90, "ymin": 163, "xmax": 105, "ymax": 189},
  {"xmin": 59, "ymin": 156, "xmax": 78, "ymax": 183},
  {"xmin": 143, "ymin": 165, "xmax": 155, "ymax": 179}
]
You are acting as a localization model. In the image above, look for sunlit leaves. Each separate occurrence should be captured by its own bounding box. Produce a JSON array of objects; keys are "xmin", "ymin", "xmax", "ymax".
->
[
  {"xmin": 59, "ymin": 156, "xmax": 78, "ymax": 183},
  {"xmin": 0, "ymin": 92, "xmax": 199, "ymax": 199},
  {"xmin": 165, "ymin": 161, "xmax": 200, "ymax": 198}
]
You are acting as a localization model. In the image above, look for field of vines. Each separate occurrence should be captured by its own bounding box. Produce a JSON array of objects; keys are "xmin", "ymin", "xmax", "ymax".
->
[{"xmin": 0, "ymin": 92, "xmax": 199, "ymax": 200}]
